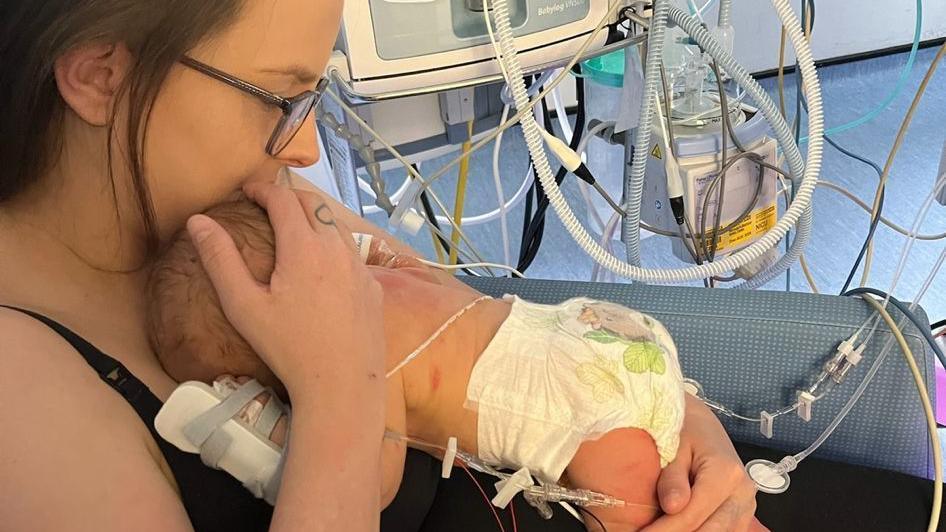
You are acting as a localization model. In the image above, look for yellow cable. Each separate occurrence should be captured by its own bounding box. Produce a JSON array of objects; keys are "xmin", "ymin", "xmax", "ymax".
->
[
  {"xmin": 861, "ymin": 42, "xmax": 946, "ymax": 287},
  {"xmin": 449, "ymin": 121, "xmax": 474, "ymax": 266},
  {"xmin": 861, "ymin": 296, "xmax": 942, "ymax": 532}
]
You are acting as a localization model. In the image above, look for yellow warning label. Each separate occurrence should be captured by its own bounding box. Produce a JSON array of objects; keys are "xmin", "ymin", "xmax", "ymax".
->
[
  {"xmin": 704, "ymin": 203, "xmax": 777, "ymax": 253},
  {"xmin": 651, "ymin": 144, "xmax": 662, "ymax": 159}
]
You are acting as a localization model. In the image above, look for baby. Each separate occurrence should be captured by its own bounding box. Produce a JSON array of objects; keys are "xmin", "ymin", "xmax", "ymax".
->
[{"xmin": 148, "ymin": 198, "xmax": 686, "ymax": 531}]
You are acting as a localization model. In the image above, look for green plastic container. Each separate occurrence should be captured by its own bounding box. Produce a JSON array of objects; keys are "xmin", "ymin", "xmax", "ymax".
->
[{"xmin": 581, "ymin": 49, "xmax": 625, "ymax": 88}]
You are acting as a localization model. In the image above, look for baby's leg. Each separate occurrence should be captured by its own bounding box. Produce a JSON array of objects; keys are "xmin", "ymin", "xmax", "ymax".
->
[{"xmin": 566, "ymin": 428, "xmax": 662, "ymax": 532}]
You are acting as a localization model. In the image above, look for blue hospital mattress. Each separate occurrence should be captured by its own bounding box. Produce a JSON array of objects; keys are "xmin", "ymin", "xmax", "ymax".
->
[{"xmin": 462, "ymin": 277, "xmax": 936, "ymax": 479}]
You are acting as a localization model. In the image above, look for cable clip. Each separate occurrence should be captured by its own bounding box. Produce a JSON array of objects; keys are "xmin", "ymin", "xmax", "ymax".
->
[
  {"xmin": 796, "ymin": 391, "xmax": 815, "ymax": 422},
  {"xmin": 760, "ymin": 411, "xmax": 774, "ymax": 439},
  {"xmin": 441, "ymin": 437, "xmax": 458, "ymax": 479},
  {"xmin": 492, "ymin": 467, "xmax": 535, "ymax": 509}
]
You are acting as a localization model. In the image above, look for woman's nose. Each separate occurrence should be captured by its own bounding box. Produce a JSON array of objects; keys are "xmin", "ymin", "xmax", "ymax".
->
[{"xmin": 276, "ymin": 113, "xmax": 320, "ymax": 168}]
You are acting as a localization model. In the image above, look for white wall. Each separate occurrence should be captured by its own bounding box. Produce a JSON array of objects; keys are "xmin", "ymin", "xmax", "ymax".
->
[
  {"xmin": 727, "ymin": 0, "xmax": 946, "ymax": 73},
  {"xmin": 555, "ymin": 0, "xmax": 946, "ymax": 107}
]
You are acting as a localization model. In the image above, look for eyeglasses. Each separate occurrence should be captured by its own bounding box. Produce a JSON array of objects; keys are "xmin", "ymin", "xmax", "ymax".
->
[{"xmin": 180, "ymin": 56, "xmax": 329, "ymax": 156}]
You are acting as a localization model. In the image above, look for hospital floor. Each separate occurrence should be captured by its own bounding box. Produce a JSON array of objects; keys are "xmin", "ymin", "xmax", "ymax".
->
[{"xmin": 366, "ymin": 45, "xmax": 946, "ymax": 470}]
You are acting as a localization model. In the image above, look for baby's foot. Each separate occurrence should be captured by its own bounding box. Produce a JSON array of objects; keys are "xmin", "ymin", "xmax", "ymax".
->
[{"xmin": 215, "ymin": 375, "xmax": 289, "ymax": 447}]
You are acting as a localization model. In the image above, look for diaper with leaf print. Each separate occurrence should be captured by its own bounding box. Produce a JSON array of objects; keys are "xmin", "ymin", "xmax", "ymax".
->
[{"xmin": 464, "ymin": 295, "xmax": 685, "ymax": 483}]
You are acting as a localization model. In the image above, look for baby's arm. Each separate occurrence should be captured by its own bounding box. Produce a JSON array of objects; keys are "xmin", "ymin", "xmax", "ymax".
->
[{"xmin": 566, "ymin": 428, "xmax": 662, "ymax": 532}]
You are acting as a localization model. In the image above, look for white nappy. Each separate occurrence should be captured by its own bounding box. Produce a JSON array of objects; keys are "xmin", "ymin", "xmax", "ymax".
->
[{"xmin": 465, "ymin": 295, "xmax": 685, "ymax": 483}]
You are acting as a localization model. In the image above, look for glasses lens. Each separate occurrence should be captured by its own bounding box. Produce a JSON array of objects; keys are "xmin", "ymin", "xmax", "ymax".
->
[{"xmin": 268, "ymin": 92, "xmax": 317, "ymax": 155}]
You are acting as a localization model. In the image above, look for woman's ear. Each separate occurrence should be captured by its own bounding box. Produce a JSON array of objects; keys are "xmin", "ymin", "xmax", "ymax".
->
[{"xmin": 54, "ymin": 42, "xmax": 134, "ymax": 126}]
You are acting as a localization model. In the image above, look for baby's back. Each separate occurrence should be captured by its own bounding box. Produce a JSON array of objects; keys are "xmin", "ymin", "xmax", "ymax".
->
[{"xmin": 372, "ymin": 265, "xmax": 510, "ymax": 457}]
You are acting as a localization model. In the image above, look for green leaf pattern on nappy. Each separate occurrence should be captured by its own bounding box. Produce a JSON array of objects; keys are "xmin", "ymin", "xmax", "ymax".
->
[
  {"xmin": 583, "ymin": 329, "xmax": 667, "ymax": 376},
  {"xmin": 576, "ymin": 354, "xmax": 625, "ymax": 403},
  {"xmin": 582, "ymin": 330, "xmax": 623, "ymax": 344},
  {"xmin": 623, "ymin": 342, "xmax": 667, "ymax": 375}
]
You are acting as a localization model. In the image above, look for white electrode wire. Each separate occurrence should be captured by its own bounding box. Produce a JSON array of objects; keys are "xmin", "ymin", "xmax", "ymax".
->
[
  {"xmin": 551, "ymin": 79, "xmax": 609, "ymax": 234},
  {"xmin": 419, "ymin": 258, "xmax": 525, "ymax": 279},
  {"xmin": 386, "ymin": 295, "xmax": 493, "ymax": 378},
  {"xmin": 882, "ymin": 173, "xmax": 946, "ymax": 307},
  {"xmin": 483, "ymin": 6, "xmax": 512, "ymax": 87},
  {"xmin": 411, "ymin": 0, "xmax": 624, "ymax": 202},
  {"xmin": 788, "ymin": 173, "xmax": 946, "ymax": 467},
  {"xmin": 817, "ymin": 180, "xmax": 946, "ymax": 241},
  {"xmin": 492, "ymin": 104, "xmax": 513, "ymax": 265},
  {"xmin": 577, "ymin": 120, "xmax": 622, "ymax": 233},
  {"xmin": 326, "ymin": 90, "xmax": 493, "ymax": 268},
  {"xmin": 860, "ymin": 297, "xmax": 942, "ymax": 532},
  {"xmin": 488, "ymin": 0, "xmax": 820, "ymax": 283},
  {"xmin": 550, "ymin": 82, "xmax": 574, "ymax": 142},
  {"xmin": 592, "ymin": 211, "xmax": 623, "ymax": 281}
]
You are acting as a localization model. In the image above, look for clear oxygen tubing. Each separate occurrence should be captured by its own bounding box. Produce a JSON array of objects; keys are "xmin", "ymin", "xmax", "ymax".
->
[
  {"xmin": 667, "ymin": 2, "xmax": 822, "ymax": 288},
  {"xmin": 800, "ymin": 0, "xmax": 923, "ymax": 143},
  {"xmin": 623, "ymin": 0, "xmax": 672, "ymax": 267},
  {"xmin": 780, "ymin": 172, "xmax": 946, "ymax": 469},
  {"xmin": 487, "ymin": 0, "xmax": 821, "ymax": 283}
]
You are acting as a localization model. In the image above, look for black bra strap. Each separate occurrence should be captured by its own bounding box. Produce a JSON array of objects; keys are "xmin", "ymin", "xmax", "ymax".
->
[{"xmin": 1, "ymin": 305, "xmax": 159, "ymax": 417}]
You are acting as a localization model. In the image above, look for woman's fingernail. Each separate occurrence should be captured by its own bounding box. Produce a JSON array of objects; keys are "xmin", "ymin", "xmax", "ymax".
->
[
  {"xmin": 665, "ymin": 489, "xmax": 681, "ymax": 506},
  {"xmin": 187, "ymin": 215, "xmax": 214, "ymax": 242}
]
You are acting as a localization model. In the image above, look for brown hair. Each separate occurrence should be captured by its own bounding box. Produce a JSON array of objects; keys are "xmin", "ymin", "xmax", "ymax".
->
[
  {"xmin": 0, "ymin": 1, "xmax": 246, "ymax": 255},
  {"xmin": 147, "ymin": 198, "xmax": 284, "ymax": 396}
]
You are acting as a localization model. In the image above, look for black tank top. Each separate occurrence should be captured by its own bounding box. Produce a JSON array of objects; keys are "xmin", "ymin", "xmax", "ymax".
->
[{"xmin": 4, "ymin": 306, "xmax": 274, "ymax": 531}]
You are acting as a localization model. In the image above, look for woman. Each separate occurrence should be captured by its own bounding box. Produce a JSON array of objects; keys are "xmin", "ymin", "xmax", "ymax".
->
[{"xmin": 0, "ymin": 1, "xmax": 758, "ymax": 530}]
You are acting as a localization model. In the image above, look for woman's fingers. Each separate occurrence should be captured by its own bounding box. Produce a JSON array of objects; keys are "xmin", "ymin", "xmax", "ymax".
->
[
  {"xmin": 654, "ymin": 441, "xmax": 693, "ymax": 514},
  {"xmin": 647, "ymin": 462, "xmax": 756, "ymax": 532},
  {"xmin": 243, "ymin": 182, "xmax": 318, "ymax": 264},
  {"xmin": 290, "ymin": 189, "xmax": 360, "ymax": 257},
  {"xmin": 187, "ymin": 215, "xmax": 259, "ymax": 310}
]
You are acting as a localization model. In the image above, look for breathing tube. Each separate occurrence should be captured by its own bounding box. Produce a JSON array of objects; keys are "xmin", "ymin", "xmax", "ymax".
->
[{"xmin": 489, "ymin": 0, "xmax": 823, "ymax": 283}]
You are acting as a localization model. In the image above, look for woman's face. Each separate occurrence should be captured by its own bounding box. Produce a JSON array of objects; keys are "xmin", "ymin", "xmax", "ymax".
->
[{"xmin": 144, "ymin": 0, "xmax": 343, "ymax": 239}]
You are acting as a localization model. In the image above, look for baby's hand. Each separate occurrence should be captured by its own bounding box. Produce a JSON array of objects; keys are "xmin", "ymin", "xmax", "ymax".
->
[{"xmin": 357, "ymin": 234, "xmax": 424, "ymax": 269}]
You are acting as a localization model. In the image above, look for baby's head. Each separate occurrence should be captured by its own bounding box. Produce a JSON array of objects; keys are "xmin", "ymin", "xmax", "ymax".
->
[{"xmin": 147, "ymin": 198, "xmax": 285, "ymax": 397}]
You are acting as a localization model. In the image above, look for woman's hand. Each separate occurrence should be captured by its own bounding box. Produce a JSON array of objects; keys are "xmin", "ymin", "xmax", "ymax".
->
[
  {"xmin": 188, "ymin": 182, "xmax": 387, "ymax": 530},
  {"xmin": 186, "ymin": 182, "xmax": 385, "ymax": 399},
  {"xmin": 641, "ymin": 395, "xmax": 764, "ymax": 532}
]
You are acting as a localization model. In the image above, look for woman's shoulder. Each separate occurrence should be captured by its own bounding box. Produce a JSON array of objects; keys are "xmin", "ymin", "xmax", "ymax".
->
[
  {"xmin": 0, "ymin": 305, "xmax": 154, "ymax": 445},
  {"xmin": 0, "ymin": 307, "xmax": 192, "ymax": 530}
]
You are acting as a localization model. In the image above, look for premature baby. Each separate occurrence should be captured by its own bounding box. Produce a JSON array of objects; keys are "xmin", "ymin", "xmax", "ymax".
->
[{"xmin": 147, "ymin": 198, "xmax": 686, "ymax": 531}]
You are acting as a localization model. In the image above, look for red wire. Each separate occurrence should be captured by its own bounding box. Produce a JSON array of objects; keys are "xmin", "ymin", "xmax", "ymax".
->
[
  {"xmin": 459, "ymin": 463, "xmax": 506, "ymax": 532},
  {"xmin": 509, "ymin": 498, "xmax": 518, "ymax": 532}
]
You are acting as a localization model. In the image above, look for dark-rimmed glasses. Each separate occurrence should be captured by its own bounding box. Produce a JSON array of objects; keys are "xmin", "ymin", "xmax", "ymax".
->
[{"xmin": 180, "ymin": 56, "xmax": 329, "ymax": 156}]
